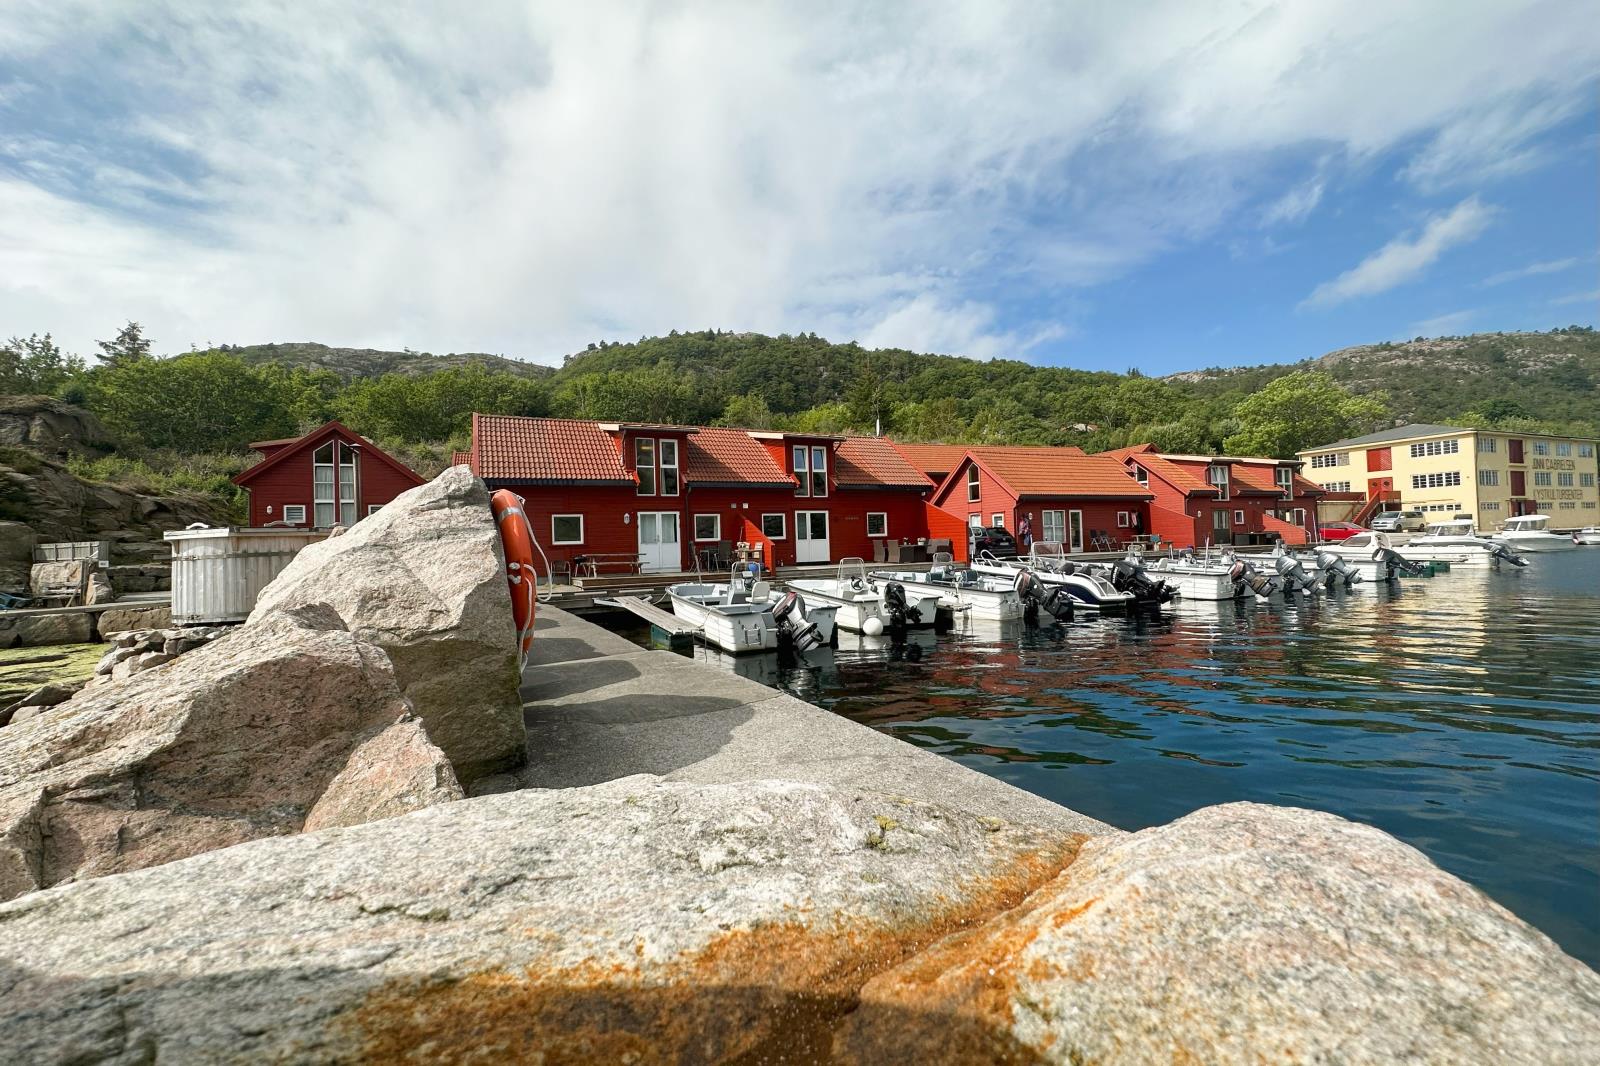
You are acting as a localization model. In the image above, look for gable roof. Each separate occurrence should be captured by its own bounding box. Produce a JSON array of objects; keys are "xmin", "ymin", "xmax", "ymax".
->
[
  {"xmin": 1102, "ymin": 445, "xmax": 1217, "ymax": 496},
  {"xmin": 685, "ymin": 428, "xmax": 791, "ymax": 486},
  {"xmin": 946, "ymin": 448, "xmax": 1152, "ymax": 501},
  {"xmin": 889, "ymin": 443, "xmax": 972, "ymax": 480},
  {"xmin": 472, "ymin": 414, "xmax": 631, "ymax": 483},
  {"xmin": 233, "ymin": 420, "xmax": 423, "ymax": 489},
  {"xmin": 1225, "ymin": 463, "xmax": 1291, "ymax": 496},
  {"xmin": 835, "ymin": 437, "xmax": 932, "ymax": 490},
  {"xmin": 1302, "ymin": 423, "xmax": 1472, "ymax": 452}
]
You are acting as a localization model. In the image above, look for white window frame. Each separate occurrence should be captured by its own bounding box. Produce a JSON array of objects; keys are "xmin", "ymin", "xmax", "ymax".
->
[
  {"xmin": 866, "ymin": 512, "xmax": 888, "ymax": 538},
  {"xmin": 1213, "ymin": 509, "xmax": 1231, "ymax": 531},
  {"xmin": 1533, "ymin": 441, "xmax": 1550, "ymax": 456},
  {"xmin": 281, "ymin": 504, "xmax": 307, "ymax": 525},
  {"xmin": 1233, "ymin": 509, "xmax": 1245, "ymax": 524},
  {"xmin": 1582, "ymin": 473, "xmax": 1596, "ymax": 487},
  {"xmin": 1116, "ymin": 511, "xmax": 1130, "ymax": 528},
  {"xmin": 1274, "ymin": 466, "xmax": 1294, "ymax": 491},
  {"xmin": 1134, "ymin": 464, "xmax": 1149, "ymax": 486},
  {"xmin": 1557, "ymin": 472, "xmax": 1575, "ymax": 487},
  {"xmin": 693, "ymin": 513, "xmax": 720, "ymax": 542},
  {"xmin": 312, "ymin": 443, "xmax": 336, "ymax": 528},
  {"xmin": 1580, "ymin": 443, "xmax": 1595, "ymax": 458},
  {"xmin": 551, "ymin": 514, "xmax": 584, "ymax": 545},
  {"xmin": 793, "ymin": 445, "xmax": 811, "ymax": 498},
  {"xmin": 991, "ymin": 512, "xmax": 1004, "ymax": 527},
  {"xmin": 366, "ymin": 504, "xmax": 382, "ymax": 516},
  {"xmin": 1478, "ymin": 436, "xmax": 1496, "ymax": 453},
  {"xmin": 1533, "ymin": 472, "xmax": 1552, "ymax": 487},
  {"xmin": 1042, "ymin": 509, "xmax": 1065, "ymax": 543},
  {"xmin": 809, "ymin": 445, "xmax": 828, "ymax": 498},
  {"xmin": 635, "ymin": 437, "xmax": 656, "ymax": 496},
  {"xmin": 1207, "ymin": 463, "xmax": 1230, "ymax": 499},
  {"xmin": 1412, "ymin": 471, "xmax": 1464, "ymax": 489},
  {"xmin": 760, "ymin": 513, "xmax": 787, "ymax": 540},
  {"xmin": 659, "ymin": 438, "xmax": 680, "ymax": 497},
  {"xmin": 1478, "ymin": 470, "xmax": 1499, "ymax": 486},
  {"xmin": 1556, "ymin": 442, "xmax": 1572, "ymax": 456},
  {"xmin": 968, "ymin": 513, "xmax": 982, "ymax": 528},
  {"xmin": 337, "ymin": 443, "xmax": 358, "ymax": 526},
  {"xmin": 967, "ymin": 464, "xmax": 980, "ymax": 502}
]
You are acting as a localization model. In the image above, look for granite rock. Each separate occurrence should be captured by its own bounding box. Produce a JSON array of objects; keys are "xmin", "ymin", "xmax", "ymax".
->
[
  {"xmin": 249, "ymin": 466, "xmax": 524, "ymax": 784},
  {"xmin": 301, "ymin": 713, "xmax": 464, "ymax": 832}
]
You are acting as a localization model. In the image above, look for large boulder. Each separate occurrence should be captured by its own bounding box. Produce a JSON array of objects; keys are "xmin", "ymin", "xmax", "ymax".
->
[
  {"xmin": 0, "ymin": 778, "xmax": 1083, "ymax": 1064},
  {"xmin": 0, "ymin": 604, "xmax": 461, "ymax": 901},
  {"xmin": 93, "ymin": 604, "xmax": 171, "ymax": 637},
  {"xmin": 841, "ymin": 802, "xmax": 1600, "ymax": 1064},
  {"xmin": 249, "ymin": 466, "xmax": 524, "ymax": 783},
  {"xmin": 0, "ymin": 611, "xmax": 93, "ymax": 649},
  {"xmin": 0, "ymin": 395, "xmax": 114, "ymax": 457}
]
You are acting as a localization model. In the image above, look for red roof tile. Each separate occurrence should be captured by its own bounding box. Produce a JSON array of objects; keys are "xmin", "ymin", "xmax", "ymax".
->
[
  {"xmin": 1226, "ymin": 463, "xmax": 1288, "ymax": 495},
  {"xmin": 472, "ymin": 414, "xmax": 631, "ymax": 483},
  {"xmin": 890, "ymin": 443, "xmax": 972, "ymax": 478},
  {"xmin": 967, "ymin": 448, "xmax": 1152, "ymax": 499},
  {"xmin": 686, "ymin": 428, "xmax": 791, "ymax": 486},
  {"xmin": 1102, "ymin": 447, "xmax": 1216, "ymax": 495},
  {"xmin": 836, "ymin": 437, "xmax": 932, "ymax": 489}
]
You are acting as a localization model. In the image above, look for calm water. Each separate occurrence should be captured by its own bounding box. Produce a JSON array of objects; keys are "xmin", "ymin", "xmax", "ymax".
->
[{"xmin": 626, "ymin": 552, "xmax": 1600, "ymax": 967}]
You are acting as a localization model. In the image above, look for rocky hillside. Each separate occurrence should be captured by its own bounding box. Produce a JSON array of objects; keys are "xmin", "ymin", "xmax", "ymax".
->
[
  {"xmin": 224, "ymin": 341, "xmax": 554, "ymax": 382},
  {"xmin": 1172, "ymin": 329, "xmax": 1600, "ymax": 432}
]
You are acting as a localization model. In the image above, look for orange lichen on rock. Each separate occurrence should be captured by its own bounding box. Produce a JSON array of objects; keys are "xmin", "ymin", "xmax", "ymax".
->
[{"xmin": 348, "ymin": 836, "xmax": 1085, "ymax": 1064}]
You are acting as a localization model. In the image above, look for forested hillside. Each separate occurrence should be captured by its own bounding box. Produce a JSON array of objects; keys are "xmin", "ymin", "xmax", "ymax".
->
[{"xmin": 1, "ymin": 320, "xmax": 1594, "ymax": 523}]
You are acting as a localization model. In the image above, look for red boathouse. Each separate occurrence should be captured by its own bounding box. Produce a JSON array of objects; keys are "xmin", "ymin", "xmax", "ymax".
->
[
  {"xmin": 1102, "ymin": 444, "xmax": 1323, "ymax": 548},
  {"xmin": 233, "ymin": 420, "xmax": 425, "ymax": 528}
]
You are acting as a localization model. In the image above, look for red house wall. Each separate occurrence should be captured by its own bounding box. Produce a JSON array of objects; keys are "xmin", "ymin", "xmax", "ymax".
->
[
  {"xmin": 924, "ymin": 502, "xmax": 970, "ymax": 562},
  {"xmin": 499, "ymin": 484, "xmax": 654, "ymax": 571},
  {"xmin": 244, "ymin": 435, "xmax": 421, "ymax": 526},
  {"xmin": 932, "ymin": 462, "xmax": 1017, "ymax": 527},
  {"xmin": 830, "ymin": 490, "xmax": 930, "ymax": 563},
  {"xmin": 1011, "ymin": 499, "xmax": 1148, "ymax": 547}
]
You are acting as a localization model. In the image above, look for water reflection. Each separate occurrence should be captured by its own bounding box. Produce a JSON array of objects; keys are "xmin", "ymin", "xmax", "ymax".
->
[{"xmin": 647, "ymin": 554, "xmax": 1600, "ymax": 967}]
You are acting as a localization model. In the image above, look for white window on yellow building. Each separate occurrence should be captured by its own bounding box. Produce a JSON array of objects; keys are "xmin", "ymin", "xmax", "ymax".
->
[
  {"xmin": 1411, "ymin": 472, "xmax": 1461, "ymax": 489},
  {"xmin": 1409, "ymin": 439, "xmax": 1459, "ymax": 458},
  {"xmin": 1478, "ymin": 469, "xmax": 1499, "ymax": 486},
  {"xmin": 1477, "ymin": 437, "xmax": 1496, "ymax": 453},
  {"xmin": 1534, "ymin": 472, "xmax": 1552, "ymax": 487}
]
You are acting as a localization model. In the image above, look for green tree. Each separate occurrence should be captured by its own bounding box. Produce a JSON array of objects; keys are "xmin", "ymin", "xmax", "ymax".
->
[
  {"xmin": 96, "ymin": 321, "xmax": 152, "ymax": 367},
  {"xmin": 715, "ymin": 392, "xmax": 776, "ymax": 429},
  {"xmin": 1222, "ymin": 371, "xmax": 1389, "ymax": 458},
  {"xmin": 0, "ymin": 333, "xmax": 85, "ymax": 395},
  {"xmin": 80, "ymin": 352, "xmax": 299, "ymax": 451}
]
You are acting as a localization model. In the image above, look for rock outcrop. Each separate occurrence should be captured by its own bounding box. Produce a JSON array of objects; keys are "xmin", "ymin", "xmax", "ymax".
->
[
  {"xmin": 249, "ymin": 466, "xmax": 524, "ymax": 783},
  {"xmin": 0, "ymin": 604, "xmax": 461, "ymax": 901},
  {"xmin": 0, "ymin": 783, "xmax": 1594, "ymax": 1064},
  {"xmin": 0, "ymin": 443, "xmax": 227, "ymax": 546},
  {"xmin": 0, "ymin": 395, "xmax": 114, "ymax": 458}
]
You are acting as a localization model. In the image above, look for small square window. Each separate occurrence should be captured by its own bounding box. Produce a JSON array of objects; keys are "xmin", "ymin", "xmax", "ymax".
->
[
  {"xmin": 694, "ymin": 514, "xmax": 720, "ymax": 542},
  {"xmin": 551, "ymin": 514, "xmax": 584, "ymax": 545},
  {"xmin": 366, "ymin": 504, "xmax": 382, "ymax": 516},
  {"xmin": 991, "ymin": 512, "xmax": 1004, "ymax": 527},
  {"xmin": 1116, "ymin": 511, "xmax": 1129, "ymax": 528},
  {"xmin": 281, "ymin": 504, "xmax": 307, "ymax": 525},
  {"xmin": 866, "ymin": 512, "xmax": 887, "ymax": 538},
  {"xmin": 1234, "ymin": 509, "xmax": 1245, "ymax": 523},
  {"xmin": 761, "ymin": 513, "xmax": 786, "ymax": 539}
]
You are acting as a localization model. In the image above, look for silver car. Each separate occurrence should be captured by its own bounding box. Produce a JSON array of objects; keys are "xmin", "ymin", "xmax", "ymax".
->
[{"xmin": 1370, "ymin": 510, "xmax": 1426, "ymax": 533}]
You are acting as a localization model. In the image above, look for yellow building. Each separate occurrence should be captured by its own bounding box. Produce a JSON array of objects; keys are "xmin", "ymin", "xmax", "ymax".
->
[{"xmin": 1297, "ymin": 423, "xmax": 1600, "ymax": 530}]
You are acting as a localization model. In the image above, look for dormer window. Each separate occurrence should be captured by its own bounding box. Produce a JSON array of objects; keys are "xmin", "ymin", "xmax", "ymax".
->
[
  {"xmin": 1134, "ymin": 464, "xmax": 1149, "ymax": 486},
  {"xmin": 633, "ymin": 436, "xmax": 679, "ymax": 497},
  {"xmin": 1274, "ymin": 466, "xmax": 1293, "ymax": 492},
  {"xmin": 635, "ymin": 438, "xmax": 656, "ymax": 495},
  {"xmin": 967, "ymin": 464, "xmax": 981, "ymax": 502},
  {"xmin": 794, "ymin": 444, "xmax": 827, "ymax": 497},
  {"xmin": 1207, "ymin": 463, "xmax": 1229, "ymax": 499}
]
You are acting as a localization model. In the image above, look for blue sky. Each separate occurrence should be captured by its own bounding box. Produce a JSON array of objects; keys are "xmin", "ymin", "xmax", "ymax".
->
[{"xmin": 0, "ymin": 1, "xmax": 1595, "ymax": 374}]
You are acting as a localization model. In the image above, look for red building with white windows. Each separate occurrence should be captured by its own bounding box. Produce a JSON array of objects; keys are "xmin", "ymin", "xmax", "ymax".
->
[
  {"xmin": 233, "ymin": 420, "xmax": 425, "ymax": 528},
  {"xmin": 1102, "ymin": 444, "xmax": 1322, "ymax": 547},
  {"xmin": 927, "ymin": 446, "xmax": 1154, "ymax": 552},
  {"xmin": 465, "ymin": 414, "xmax": 945, "ymax": 573}
]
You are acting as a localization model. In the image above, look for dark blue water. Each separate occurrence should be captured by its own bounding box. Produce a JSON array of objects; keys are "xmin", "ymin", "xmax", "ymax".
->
[{"xmin": 632, "ymin": 552, "xmax": 1600, "ymax": 967}]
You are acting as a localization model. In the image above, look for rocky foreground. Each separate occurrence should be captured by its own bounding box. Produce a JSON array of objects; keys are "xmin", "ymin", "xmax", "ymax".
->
[{"xmin": 0, "ymin": 467, "xmax": 1596, "ymax": 1063}]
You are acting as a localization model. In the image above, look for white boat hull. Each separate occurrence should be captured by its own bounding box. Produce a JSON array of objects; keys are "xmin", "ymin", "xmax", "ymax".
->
[
  {"xmin": 668, "ymin": 593, "xmax": 777, "ymax": 653},
  {"xmin": 871, "ymin": 570, "xmax": 1026, "ymax": 621},
  {"xmin": 1148, "ymin": 564, "xmax": 1242, "ymax": 601},
  {"xmin": 785, "ymin": 580, "xmax": 941, "ymax": 631},
  {"xmin": 1577, "ymin": 529, "xmax": 1600, "ymax": 546},
  {"xmin": 1492, "ymin": 534, "xmax": 1577, "ymax": 552},
  {"xmin": 970, "ymin": 559, "xmax": 1137, "ymax": 611}
]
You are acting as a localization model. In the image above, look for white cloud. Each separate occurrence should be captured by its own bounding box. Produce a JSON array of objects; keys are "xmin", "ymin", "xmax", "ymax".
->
[
  {"xmin": 1261, "ymin": 178, "xmax": 1324, "ymax": 226},
  {"xmin": 0, "ymin": 1, "xmax": 1594, "ymax": 363},
  {"xmin": 1478, "ymin": 257, "xmax": 1580, "ymax": 287},
  {"xmin": 1550, "ymin": 288, "xmax": 1598, "ymax": 307},
  {"xmin": 1302, "ymin": 198, "xmax": 1496, "ymax": 309},
  {"xmin": 1409, "ymin": 309, "xmax": 1478, "ymax": 337}
]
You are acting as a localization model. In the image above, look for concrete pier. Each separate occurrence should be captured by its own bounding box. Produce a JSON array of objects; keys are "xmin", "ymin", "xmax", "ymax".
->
[{"xmin": 509, "ymin": 605, "xmax": 1114, "ymax": 835}]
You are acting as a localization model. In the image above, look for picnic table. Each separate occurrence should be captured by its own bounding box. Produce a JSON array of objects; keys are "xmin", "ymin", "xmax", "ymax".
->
[{"xmin": 572, "ymin": 553, "xmax": 646, "ymax": 578}]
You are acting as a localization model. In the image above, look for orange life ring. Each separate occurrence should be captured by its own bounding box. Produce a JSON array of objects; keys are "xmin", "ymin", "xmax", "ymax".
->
[{"xmin": 490, "ymin": 489, "xmax": 538, "ymax": 663}]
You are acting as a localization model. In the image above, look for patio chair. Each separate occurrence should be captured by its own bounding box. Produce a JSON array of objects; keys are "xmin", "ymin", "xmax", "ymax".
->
[{"xmin": 870, "ymin": 538, "xmax": 887, "ymax": 563}]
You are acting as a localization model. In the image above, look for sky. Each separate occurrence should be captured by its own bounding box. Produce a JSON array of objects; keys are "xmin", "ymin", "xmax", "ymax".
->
[{"xmin": 1, "ymin": 0, "xmax": 1596, "ymax": 374}]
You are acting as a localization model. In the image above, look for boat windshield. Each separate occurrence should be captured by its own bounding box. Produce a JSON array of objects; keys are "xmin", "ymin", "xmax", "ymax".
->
[
  {"xmin": 1425, "ymin": 520, "xmax": 1474, "ymax": 536},
  {"xmin": 1504, "ymin": 516, "xmax": 1549, "ymax": 532}
]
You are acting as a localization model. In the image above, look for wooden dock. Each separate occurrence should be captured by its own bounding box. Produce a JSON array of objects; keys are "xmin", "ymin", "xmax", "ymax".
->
[{"xmin": 592, "ymin": 595, "xmax": 700, "ymax": 646}]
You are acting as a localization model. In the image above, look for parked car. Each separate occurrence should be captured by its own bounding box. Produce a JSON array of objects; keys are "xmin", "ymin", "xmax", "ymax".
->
[
  {"xmin": 969, "ymin": 525, "xmax": 1018, "ymax": 558},
  {"xmin": 1317, "ymin": 521, "xmax": 1367, "ymax": 542},
  {"xmin": 1369, "ymin": 510, "xmax": 1426, "ymax": 533}
]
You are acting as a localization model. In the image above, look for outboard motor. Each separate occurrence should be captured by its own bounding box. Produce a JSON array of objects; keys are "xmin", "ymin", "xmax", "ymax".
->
[
  {"xmin": 1487, "ymin": 541, "xmax": 1528, "ymax": 567},
  {"xmin": 1109, "ymin": 558, "xmax": 1175, "ymax": 606},
  {"xmin": 1373, "ymin": 547, "xmax": 1427, "ymax": 579},
  {"xmin": 1272, "ymin": 552, "xmax": 1320, "ymax": 594},
  {"xmin": 772, "ymin": 590, "xmax": 824, "ymax": 652},
  {"xmin": 1315, "ymin": 550, "xmax": 1361, "ymax": 589},
  {"xmin": 1013, "ymin": 570, "xmax": 1075, "ymax": 622},
  {"xmin": 1232, "ymin": 559, "xmax": 1281, "ymax": 598},
  {"xmin": 881, "ymin": 580, "xmax": 922, "ymax": 629}
]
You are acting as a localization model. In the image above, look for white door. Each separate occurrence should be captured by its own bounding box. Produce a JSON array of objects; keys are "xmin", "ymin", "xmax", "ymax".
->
[
  {"xmin": 1042, "ymin": 509, "xmax": 1065, "ymax": 546},
  {"xmin": 638, "ymin": 511, "xmax": 681, "ymax": 573},
  {"xmin": 1068, "ymin": 510, "xmax": 1084, "ymax": 553},
  {"xmin": 796, "ymin": 510, "xmax": 830, "ymax": 563}
]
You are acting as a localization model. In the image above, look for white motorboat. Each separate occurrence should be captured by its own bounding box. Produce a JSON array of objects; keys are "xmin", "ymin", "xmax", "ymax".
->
[
  {"xmin": 668, "ymin": 566, "xmax": 838, "ymax": 655},
  {"xmin": 1399, "ymin": 519, "xmax": 1528, "ymax": 567},
  {"xmin": 1491, "ymin": 514, "xmax": 1579, "ymax": 552},
  {"xmin": 1577, "ymin": 527, "xmax": 1600, "ymax": 546},
  {"xmin": 1148, "ymin": 547, "xmax": 1252, "ymax": 600},
  {"xmin": 786, "ymin": 558, "xmax": 944, "ymax": 635},
  {"xmin": 872, "ymin": 556, "xmax": 1026, "ymax": 622},
  {"xmin": 970, "ymin": 550, "xmax": 1119, "ymax": 613},
  {"xmin": 1326, "ymin": 530, "xmax": 1458, "ymax": 574}
]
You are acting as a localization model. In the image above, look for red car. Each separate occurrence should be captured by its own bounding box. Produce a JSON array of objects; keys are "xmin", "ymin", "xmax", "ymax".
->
[{"xmin": 1318, "ymin": 521, "xmax": 1366, "ymax": 541}]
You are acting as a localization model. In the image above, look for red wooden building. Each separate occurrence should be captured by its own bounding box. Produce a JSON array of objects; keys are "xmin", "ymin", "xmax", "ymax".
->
[
  {"xmin": 928, "ymin": 446, "xmax": 1154, "ymax": 552},
  {"xmin": 466, "ymin": 414, "xmax": 947, "ymax": 573},
  {"xmin": 233, "ymin": 420, "xmax": 425, "ymax": 528},
  {"xmin": 1102, "ymin": 444, "xmax": 1322, "ymax": 547}
]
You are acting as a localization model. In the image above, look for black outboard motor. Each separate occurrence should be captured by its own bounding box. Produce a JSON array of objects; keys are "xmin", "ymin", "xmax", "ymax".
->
[
  {"xmin": 1314, "ymin": 550, "xmax": 1361, "ymax": 589},
  {"xmin": 1232, "ymin": 559, "xmax": 1282, "ymax": 598},
  {"xmin": 881, "ymin": 580, "xmax": 922, "ymax": 629},
  {"xmin": 1109, "ymin": 558, "xmax": 1175, "ymax": 606},
  {"xmin": 1013, "ymin": 570, "xmax": 1075, "ymax": 622},
  {"xmin": 1488, "ymin": 541, "xmax": 1528, "ymax": 567},
  {"xmin": 1272, "ymin": 552, "xmax": 1320, "ymax": 595},
  {"xmin": 1373, "ymin": 546, "xmax": 1427, "ymax": 579},
  {"xmin": 772, "ymin": 590, "xmax": 824, "ymax": 652}
]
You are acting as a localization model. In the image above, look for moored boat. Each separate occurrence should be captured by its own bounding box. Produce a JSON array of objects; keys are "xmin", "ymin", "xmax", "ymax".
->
[
  {"xmin": 668, "ymin": 566, "xmax": 837, "ymax": 655},
  {"xmin": 786, "ymin": 559, "xmax": 943, "ymax": 635},
  {"xmin": 1577, "ymin": 527, "xmax": 1600, "ymax": 546},
  {"xmin": 1491, "ymin": 514, "xmax": 1579, "ymax": 552},
  {"xmin": 1397, "ymin": 519, "xmax": 1528, "ymax": 567},
  {"xmin": 970, "ymin": 549, "xmax": 1134, "ymax": 612},
  {"xmin": 872, "ymin": 556, "xmax": 1027, "ymax": 622}
]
